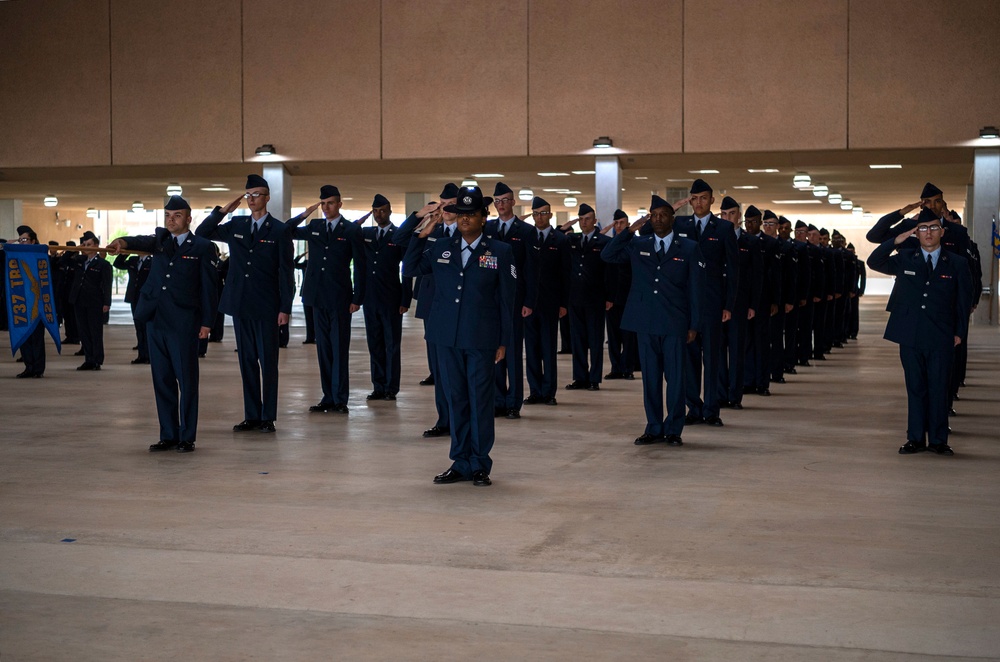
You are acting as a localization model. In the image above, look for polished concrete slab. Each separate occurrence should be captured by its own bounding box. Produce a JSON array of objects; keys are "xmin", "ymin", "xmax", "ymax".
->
[{"xmin": 1, "ymin": 297, "xmax": 998, "ymax": 660}]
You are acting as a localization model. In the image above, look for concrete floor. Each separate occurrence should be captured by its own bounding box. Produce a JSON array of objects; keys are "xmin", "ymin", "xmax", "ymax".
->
[{"xmin": 1, "ymin": 297, "xmax": 998, "ymax": 661}]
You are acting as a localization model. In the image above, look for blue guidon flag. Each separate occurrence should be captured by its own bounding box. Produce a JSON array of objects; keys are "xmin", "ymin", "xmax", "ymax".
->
[{"xmin": 4, "ymin": 244, "xmax": 61, "ymax": 355}]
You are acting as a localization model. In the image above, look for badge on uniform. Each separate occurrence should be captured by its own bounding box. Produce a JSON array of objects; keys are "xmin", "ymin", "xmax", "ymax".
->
[
  {"xmin": 442, "ymin": 250, "xmax": 452, "ymax": 258},
  {"xmin": 904, "ymin": 270, "xmax": 916, "ymax": 275},
  {"xmin": 479, "ymin": 255, "xmax": 498, "ymax": 270},
  {"xmin": 511, "ymin": 264, "xmax": 517, "ymax": 278},
  {"xmin": 707, "ymin": 237, "xmax": 719, "ymax": 241},
  {"xmin": 672, "ymin": 257, "xmax": 685, "ymax": 262},
  {"xmin": 678, "ymin": 233, "xmax": 688, "ymax": 238},
  {"xmin": 364, "ymin": 237, "xmax": 371, "ymax": 242},
  {"xmin": 640, "ymin": 251, "xmax": 651, "ymax": 256},
  {"xmin": 698, "ymin": 261, "xmax": 706, "ymax": 268},
  {"xmin": 234, "ymin": 234, "xmax": 244, "ymax": 239},
  {"xmin": 182, "ymin": 255, "xmax": 199, "ymax": 260}
]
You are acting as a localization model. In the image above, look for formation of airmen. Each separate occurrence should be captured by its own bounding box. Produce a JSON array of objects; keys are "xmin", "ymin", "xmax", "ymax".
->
[{"xmin": 4, "ymin": 175, "xmax": 984, "ymax": 482}]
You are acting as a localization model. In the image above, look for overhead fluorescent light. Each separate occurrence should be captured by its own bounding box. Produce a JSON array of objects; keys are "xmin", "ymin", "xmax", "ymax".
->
[
  {"xmin": 688, "ymin": 169, "xmax": 719, "ymax": 174},
  {"xmin": 747, "ymin": 168, "xmax": 780, "ymax": 173},
  {"xmin": 542, "ymin": 188, "xmax": 567, "ymax": 192},
  {"xmin": 571, "ymin": 170, "xmax": 596, "ymax": 175},
  {"xmin": 634, "ymin": 176, "xmax": 649, "ymax": 180},
  {"xmin": 86, "ymin": 208, "xmax": 98, "ymax": 218},
  {"xmin": 43, "ymin": 195, "xmax": 58, "ymax": 207},
  {"xmin": 667, "ymin": 178, "xmax": 694, "ymax": 183},
  {"xmin": 472, "ymin": 173, "xmax": 504, "ymax": 178},
  {"xmin": 518, "ymin": 187, "xmax": 533, "ymax": 201},
  {"xmin": 538, "ymin": 172, "xmax": 571, "ymax": 177},
  {"xmin": 460, "ymin": 178, "xmax": 477, "ymax": 187},
  {"xmin": 563, "ymin": 196, "xmax": 578, "ymax": 207},
  {"xmin": 732, "ymin": 185, "xmax": 759, "ymax": 190},
  {"xmin": 201, "ymin": 186, "xmax": 230, "ymax": 192},
  {"xmin": 772, "ymin": 199, "xmax": 821, "ymax": 205},
  {"xmin": 637, "ymin": 207, "xmax": 648, "ymax": 216},
  {"xmin": 869, "ymin": 164, "xmax": 902, "ymax": 169}
]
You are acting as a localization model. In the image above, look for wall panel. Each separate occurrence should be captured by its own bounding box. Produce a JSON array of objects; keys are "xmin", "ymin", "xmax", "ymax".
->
[
  {"xmin": 110, "ymin": 0, "xmax": 242, "ymax": 165},
  {"xmin": 849, "ymin": 0, "xmax": 1000, "ymax": 149},
  {"xmin": 683, "ymin": 0, "xmax": 848, "ymax": 153},
  {"xmin": 0, "ymin": 0, "xmax": 111, "ymax": 168},
  {"xmin": 242, "ymin": 0, "xmax": 381, "ymax": 162},
  {"xmin": 381, "ymin": 0, "xmax": 528, "ymax": 160},
  {"xmin": 529, "ymin": 0, "xmax": 683, "ymax": 156}
]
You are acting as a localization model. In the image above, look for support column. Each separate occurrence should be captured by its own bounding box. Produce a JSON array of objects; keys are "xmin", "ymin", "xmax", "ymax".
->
[
  {"xmin": 971, "ymin": 148, "xmax": 999, "ymax": 326},
  {"xmin": 0, "ymin": 199, "xmax": 23, "ymax": 239},
  {"xmin": 595, "ymin": 156, "xmax": 622, "ymax": 226},
  {"xmin": 263, "ymin": 164, "xmax": 291, "ymax": 221},
  {"xmin": 405, "ymin": 192, "xmax": 434, "ymax": 216}
]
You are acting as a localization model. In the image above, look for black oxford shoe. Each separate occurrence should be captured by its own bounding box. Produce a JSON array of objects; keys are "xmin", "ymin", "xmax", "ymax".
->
[
  {"xmin": 927, "ymin": 444, "xmax": 955, "ymax": 456},
  {"xmin": 176, "ymin": 441, "xmax": 195, "ymax": 453},
  {"xmin": 422, "ymin": 426, "xmax": 449, "ymax": 438},
  {"xmin": 433, "ymin": 468, "xmax": 469, "ymax": 484},
  {"xmin": 786, "ymin": 367, "xmax": 798, "ymax": 375},
  {"xmin": 523, "ymin": 394, "xmax": 545, "ymax": 405},
  {"xmin": 419, "ymin": 375, "xmax": 435, "ymax": 386},
  {"xmin": 494, "ymin": 407, "xmax": 509, "ymax": 418},
  {"xmin": 309, "ymin": 403, "xmax": 332, "ymax": 412},
  {"xmin": 730, "ymin": 402, "xmax": 743, "ymax": 410},
  {"xmin": 565, "ymin": 381, "xmax": 589, "ymax": 390},
  {"xmin": 756, "ymin": 388, "xmax": 771, "ymax": 396},
  {"xmin": 258, "ymin": 421, "xmax": 276, "ymax": 433},
  {"xmin": 898, "ymin": 440, "xmax": 927, "ymax": 454},
  {"xmin": 506, "ymin": 409, "xmax": 521, "ymax": 419},
  {"xmin": 233, "ymin": 419, "xmax": 261, "ymax": 431},
  {"xmin": 383, "ymin": 393, "xmax": 396, "ymax": 401},
  {"xmin": 705, "ymin": 416, "xmax": 724, "ymax": 427},
  {"xmin": 77, "ymin": 362, "xmax": 96, "ymax": 371},
  {"xmin": 149, "ymin": 440, "xmax": 178, "ymax": 452},
  {"xmin": 131, "ymin": 357, "xmax": 149, "ymax": 365},
  {"xmin": 948, "ymin": 408, "xmax": 957, "ymax": 416},
  {"xmin": 718, "ymin": 399, "xmax": 732, "ymax": 408},
  {"xmin": 15, "ymin": 370, "xmax": 41, "ymax": 379},
  {"xmin": 634, "ymin": 434, "xmax": 661, "ymax": 445},
  {"xmin": 544, "ymin": 397, "xmax": 558, "ymax": 406},
  {"xmin": 74, "ymin": 348, "xmax": 86, "ymax": 356},
  {"xmin": 684, "ymin": 414, "xmax": 704, "ymax": 425},
  {"xmin": 623, "ymin": 372, "xmax": 635, "ymax": 380},
  {"xmin": 472, "ymin": 470, "xmax": 492, "ymax": 486},
  {"xmin": 366, "ymin": 390, "xmax": 386, "ymax": 401},
  {"xmin": 587, "ymin": 383, "xmax": 600, "ymax": 391},
  {"xmin": 604, "ymin": 372, "xmax": 624, "ymax": 380},
  {"xmin": 665, "ymin": 435, "xmax": 684, "ymax": 446},
  {"xmin": 330, "ymin": 404, "xmax": 349, "ymax": 414},
  {"xmin": 774, "ymin": 377, "xmax": 786, "ymax": 384}
]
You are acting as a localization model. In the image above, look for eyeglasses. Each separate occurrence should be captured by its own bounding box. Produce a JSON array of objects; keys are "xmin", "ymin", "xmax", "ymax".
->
[
  {"xmin": 916, "ymin": 225, "xmax": 943, "ymax": 233},
  {"xmin": 532, "ymin": 211, "xmax": 552, "ymax": 217},
  {"xmin": 494, "ymin": 197, "xmax": 514, "ymax": 204},
  {"xmin": 762, "ymin": 221, "xmax": 778, "ymax": 227},
  {"xmin": 244, "ymin": 192, "xmax": 266, "ymax": 200}
]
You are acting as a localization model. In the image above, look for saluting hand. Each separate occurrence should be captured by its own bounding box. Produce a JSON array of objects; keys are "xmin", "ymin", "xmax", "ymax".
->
[
  {"xmin": 558, "ymin": 217, "xmax": 580, "ymax": 232},
  {"xmin": 416, "ymin": 201, "xmax": 441, "ymax": 219},
  {"xmin": 894, "ymin": 226, "xmax": 918, "ymax": 245},
  {"xmin": 672, "ymin": 196, "xmax": 692, "ymax": 209},
  {"xmin": 900, "ymin": 201, "xmax": 922, "ymax": 215},
  {"xmin": 417, "ymin": 209, "xmax": 444, "ymax": 238},
  {"xmin": 107, "ymin": 238, "xmax": 127, "ymax": 255},
  {"xmin": 629, "ymin": 215, "xmax": 649, "ymax": 232},
  {"xmin": 303, "ymin": 202, "xmax": 321, "ymax": 217},
  {"xmin": 220, "ymin": 194, "xmax": 244, "ymax": 215}
]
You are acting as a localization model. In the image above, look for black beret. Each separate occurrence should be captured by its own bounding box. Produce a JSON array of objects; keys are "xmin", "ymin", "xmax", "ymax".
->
[
  {"xmin": 819, "ymin": 228, "xmax": 830, "ymax": 236},
  {"xmin": 795, "ymin": 220, "xmax": 807, "ymax": 229},
  {"xmin": 847, "ymin": 243, "xmax": 855, "ymax": 249},
  {"xmin": 372, "ymin": 194, "xmax": 390, "ymax": 208},
  {"xmin": 246, "ymin": 174, "xmax": 269, "ymax": 190},
  {"xmin": 444, "ymin": 186, "xmax": 492, "ymax": 214},
  {"xmin": 744, "ymin": 205, "xmax": 762, "ymax": 219},
  {"xmin": 807, "ymin": 224, "xmax": 818, "ymax": 232},
  {"xmin": 16, "ymin": 225, "xmax": 35, "ymax": 236},
  {"xmin": 920, "ymin": 182, "xmax": 943, "ymax": 199},
  {"xmin": 690, "ymin": 178, "xmax": 713, "ymax": 194},
  {"xmin": 650, "ymin": 195, "xmax": 673, "ymax": 212},
  {"xmin": 493, "ymin": 182, "xmax": 513, "ymax": 196},
  {"xmin": 613, "ymin": 209, "xmax": 628, "ymax": 220},
  {"xmin": 720, "ymin": 196, "xmax": 739, "ymax": 211},
  {"xmin": 578, "ymin": 203, "xmax": 595, "ymax": 216},
  {"xmin": 531, "ymin": 196, "xmax": 550, "ymax": 210},
  {"xmin": 917, "ymin": 207, "xmax": 941, "ymax": 223},
  {"xmin": 80, "ymin": 231, "xmax": 98, "ymax": 243},
  {"xmin": 164, "ymin": 195, "xmax": 191, "ymax": 211},
  {"xmin": 762, "ymin": 209, "xmax": 778, "ymax": 221},
  {"xmin": 320, "ymin": 185, "xmax": 341, "ymax": 199},
  {"xmin": 440, "ymin": 182, "xmax": 460, "ymax": 199}
]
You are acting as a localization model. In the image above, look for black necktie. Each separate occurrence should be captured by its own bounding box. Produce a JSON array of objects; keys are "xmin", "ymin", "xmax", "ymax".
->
[
  {"xmin": 375, "ymin": 229, "xmax": 383, "ymax": 248},
  {"xmin": 927, "ymin": 254, "xmax": 934, "ymax": 273},
  {"xmin": 172, "ymin": 237, "xmax": 179, "ymax": 254},
  {"xmin": 498, "ymin": 224, "xmax": 507, "ymax": 241},
  {"xmin": 582, "ymin": 235, "xmax": 589, "ymax": 249},
  {"xmin": 656, "ymin": 241, "xmax": 664, "ymax": 258},
  {"xmin": 250, "ymin": 222, "xmax": 257, "ymax": 242},
  {"xmin": 538, "ymin": 230, "xmax": 544, "ymax": 244},
  {"xmin": 694, "ymin": 220, "xmax": 702, "ymax": 240}
]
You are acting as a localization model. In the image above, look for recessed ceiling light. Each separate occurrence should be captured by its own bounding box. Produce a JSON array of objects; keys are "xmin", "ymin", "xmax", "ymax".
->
[
  {"xmin": 634, "ymin": 176, "xmax": 649, "ymax": 180},
  {"xmin": 688, "ymin": 169, "xmax": 719, "ymax": 174},
  {"xmin": 732, "ymin": 185, "xmax": 759, "ymax": 190},
  {"xmin": 538, "ymin": 172, "xmax": 571, "ymax": 177},
  {"xmin": 201, "ymin": 186, "xmax": 230, "ymax": 192},
  {"xmin": 772, "ymin": 199, "xmax": 821, "ymax": 204},
  {"xmin": 869, "ymin": 164, "xmax": 902, "ymax": 169},
  {"xmin": 472, "ymin": 173, "xmax": 504, "ymax": 178},
  {"xmin": 342, "ymin": 198, "xmax": 353, "ymax": 201},
  {"xmin": 571, "ymin": 170, "xmax": 596, "ymax": 175},
  {"xmin": 747, "ymin": 168, "xmax": 780, "ymax": 173}
]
